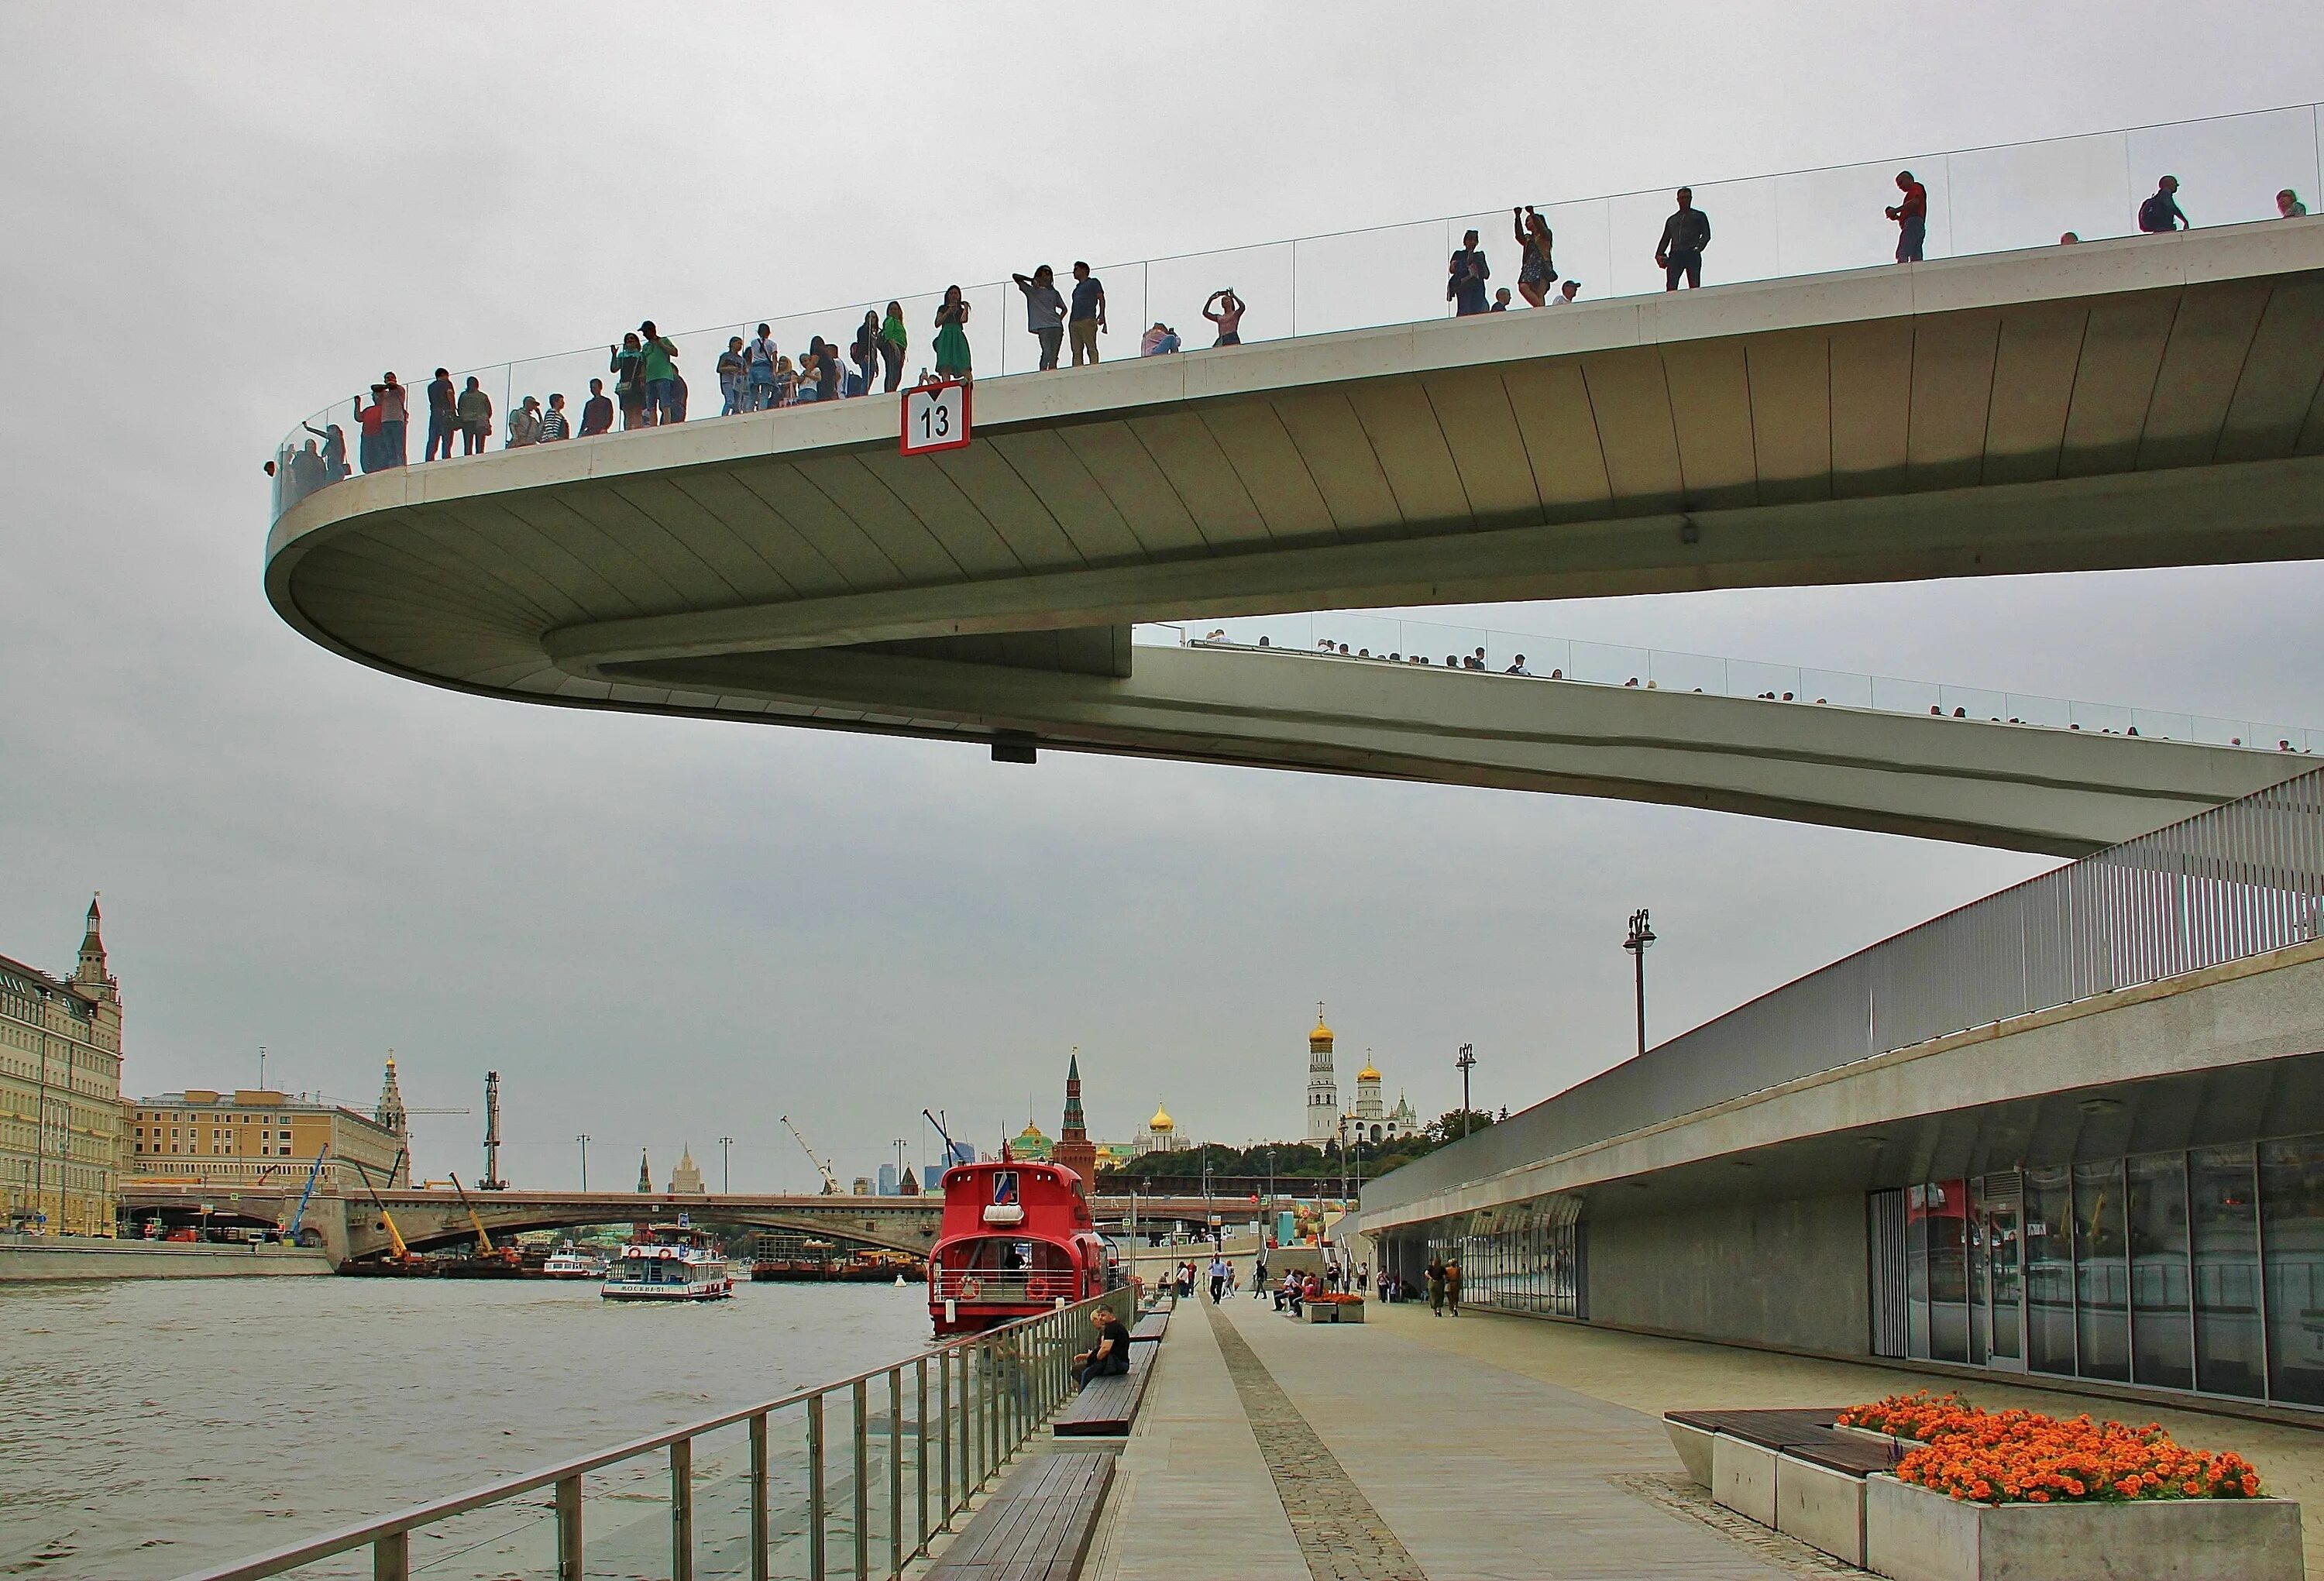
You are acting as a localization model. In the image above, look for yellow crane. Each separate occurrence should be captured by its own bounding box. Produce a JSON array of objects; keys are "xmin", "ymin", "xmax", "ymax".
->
[
  {"xmin": 780, "ymin": 1114, "xmax": 842, "ymax": 1195},
  {"xmin": 350, "ymin": 1153, "xmax": 413, "ymax": 1263},
  {"xmin": 448, "ymin": 1173, "xmax": 502, "ymax": 1258}
]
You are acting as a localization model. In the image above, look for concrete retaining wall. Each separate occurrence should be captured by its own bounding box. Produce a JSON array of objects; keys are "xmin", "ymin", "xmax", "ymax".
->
[
  {"xmin": 0, "ymin": 1237, "xmax": 335, "ymax": 1281},
  {"xmin": 1585, "ymin": 1188, "xmax": 1868, "ymax": 1354}
]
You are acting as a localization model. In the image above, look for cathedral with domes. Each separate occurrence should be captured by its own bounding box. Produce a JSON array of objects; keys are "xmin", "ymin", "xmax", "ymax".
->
[{"xmin": 1306, "ymin": 1006, "xmax": 1421, "ymax": 1146}]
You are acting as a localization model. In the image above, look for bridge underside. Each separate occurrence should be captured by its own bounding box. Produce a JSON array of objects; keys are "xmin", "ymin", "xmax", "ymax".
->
[{"xmin": 267, "ymin": 221, "xmax": 2324, "ymax": 846}]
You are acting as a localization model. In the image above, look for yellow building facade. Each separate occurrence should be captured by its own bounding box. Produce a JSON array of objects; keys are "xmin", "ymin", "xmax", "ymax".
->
[
  {"xmin": 129, "ymin": 1056, "xmax": 411, "ymax": 1197},
  {"xmin": 0, "ymin": 900, "xmax": 129, "ymax": 1236}
]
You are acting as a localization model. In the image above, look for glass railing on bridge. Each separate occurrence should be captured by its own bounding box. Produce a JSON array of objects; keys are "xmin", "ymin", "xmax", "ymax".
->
[
  {"xmin": 269, "ymin": 102, "xmax": 2323, "ymax": 522},
  {"xmin": 1134, "ymin": 612, "xmax": 2324, "ymax": 758}
]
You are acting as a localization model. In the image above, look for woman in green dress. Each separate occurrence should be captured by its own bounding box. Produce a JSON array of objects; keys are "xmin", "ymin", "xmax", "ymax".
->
[
  {"xmin": 878, "ymin": 299, "xmax": 908, "ymax": 393},
  {"xmin": 932, "ymin": 286, "xmax": 973, "ymax": 383}
]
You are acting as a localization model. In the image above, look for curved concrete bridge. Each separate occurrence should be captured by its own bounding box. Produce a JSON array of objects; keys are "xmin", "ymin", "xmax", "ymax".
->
[{"xmin": 266, "ymin": 221, "xmax": 2324, "ymax": 850}]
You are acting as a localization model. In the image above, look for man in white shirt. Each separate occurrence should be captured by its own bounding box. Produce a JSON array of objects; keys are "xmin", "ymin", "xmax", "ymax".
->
[
  {"xmin": 744, "ymin": 325, "xmax": 779, "ymax": 411},
  {"xmin": 1547, "ymin": 279, "xmax": 1583, "ymax": 306}
]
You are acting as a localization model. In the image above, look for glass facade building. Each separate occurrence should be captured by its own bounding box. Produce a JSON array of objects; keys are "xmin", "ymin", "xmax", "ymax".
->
[
  {"xmin": 1401, "ymin": 1195, "xmax": 1584, "ymax": 1318},
  {"xmin": 1880, "ymin": 1133, "xmax": 2324, "ymax": 1407}
]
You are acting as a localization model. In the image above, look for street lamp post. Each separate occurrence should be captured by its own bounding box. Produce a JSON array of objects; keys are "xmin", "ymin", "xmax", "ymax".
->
[
  {"xmin": 891, "ymin": 1138, "xmax": 908, "ymax": 1197},
  {"xmin": 719, "ymin": 1136, "xmax": 735, "ymax": 1194},
  {"xmin": 1454, "ymin": 1043, "xmax": 1477, "ymax": 1136},
  {"xmin": 1624, "ymin": 908, "xmax": 1657, "ymax": 1057},
  {"xmin": 576, "ymin": 1134, "xmax": 591, "ymax": 1191}
]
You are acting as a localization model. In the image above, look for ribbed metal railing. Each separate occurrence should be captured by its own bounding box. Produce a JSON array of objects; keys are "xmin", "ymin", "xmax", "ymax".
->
[
  {"xmin": 1363, "ymin": 767, "xmax": 2324, "ymax": 1217},
  {"xmin": 174, "ymin": 1292, "xmax": 1116, "ymax": 1581}
]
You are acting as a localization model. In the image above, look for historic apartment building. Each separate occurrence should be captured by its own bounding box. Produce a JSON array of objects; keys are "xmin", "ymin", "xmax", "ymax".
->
[
  {"xmin": 129, "ymin": 1054, "xmax": 412, "ymax": 1196},
  {"xmin": 0, "ymin": 899, "xmax": 129, "ymax": 1236}
]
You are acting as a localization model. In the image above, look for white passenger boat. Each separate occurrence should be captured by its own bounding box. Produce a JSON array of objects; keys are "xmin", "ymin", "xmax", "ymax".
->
[
  {"xmin": 543, "ymin": 1242, "xmax": 608, "ymax": 1280},
  {"xmin": 601, "ymin": 1229, "xmax": 733, "ymax": 1301}
]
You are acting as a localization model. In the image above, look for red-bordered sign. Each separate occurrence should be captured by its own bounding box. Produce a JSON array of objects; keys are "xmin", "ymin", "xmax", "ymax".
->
[{"xmin": 901, "ymin": 380, "xmax": 971, "ymax": 455}]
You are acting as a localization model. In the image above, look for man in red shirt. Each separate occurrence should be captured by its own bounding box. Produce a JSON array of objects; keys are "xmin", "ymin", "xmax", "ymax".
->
[{"xmin": 1886, "ymin": 170, "xmax": 1928, "ymax": 263}]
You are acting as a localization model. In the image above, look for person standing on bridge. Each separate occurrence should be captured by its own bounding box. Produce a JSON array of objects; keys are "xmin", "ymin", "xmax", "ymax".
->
[
  {"xmin": 2138, "ymin": 175, "xmax": 2189, "ymax": 233},
  {"xmin": 1011, "ymin": 265, "xmax": 1068, "ymax": 371},
  {"xmin": 1448, "ymin": 228, "xmax": 1490, "ymax": 316},
  {"xmin": 1886, "ymin": 170, "xmax": 1928, "ymax": 263},
  {"xmin": 456, "ymin": 376, "xmax": 493, "ymax": 455},
  {"xmin": 933, "ymin": 286, "xmax": 974, "ymax": 383},
  {"xmin": 1202, "ymin": 287, "xmax": 1246, "ymax": 346},
  {"xmin": 1513, "ymin": 206, "xmax": 1558, "ymax": 305},
  {"xmin": 878, "ymin": 301, "xmax": 908, "ymax": 392},
  {"xmin": 578, "ymin": 377, "xmax": 614, "ymax": 438},
  {"xmin": 1656, "ymin": 187, "xmax": 1711, "ymax": 290},
  {"xmin": 1067, "ymin": 262, "xmax": 1107, "ymax": 365}
]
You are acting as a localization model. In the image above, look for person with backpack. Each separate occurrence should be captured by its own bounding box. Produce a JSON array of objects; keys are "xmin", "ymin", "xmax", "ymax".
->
[
  {"xmin": 2138, "ymin": 175, "xmax": 2189, "ymax": 234},
  {"xmin": 744, "ymin": 324, "xmax": 779, "ymax": 411}
]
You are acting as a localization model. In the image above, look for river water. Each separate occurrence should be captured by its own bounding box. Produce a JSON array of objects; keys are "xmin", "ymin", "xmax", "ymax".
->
[{"xmin": 0, "ymin": 1276, "xmax": 937, "ymax": 1581}]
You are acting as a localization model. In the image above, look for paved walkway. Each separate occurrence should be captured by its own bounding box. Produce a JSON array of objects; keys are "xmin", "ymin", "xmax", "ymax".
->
[{"xmin": 1086, "ymin": 1294, "xmax": 1817, "ymax": 1581}]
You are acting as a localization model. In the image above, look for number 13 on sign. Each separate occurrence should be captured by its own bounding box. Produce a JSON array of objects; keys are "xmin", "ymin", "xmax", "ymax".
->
[{"xmin": 901, "ymin": 380, "xmax": 971, "ymax": 455}]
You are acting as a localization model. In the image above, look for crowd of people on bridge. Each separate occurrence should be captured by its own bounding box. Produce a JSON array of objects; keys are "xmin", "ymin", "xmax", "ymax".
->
[{"xmin": 270, "ymin": 170, "xmax": 2312, "ymax": 507}]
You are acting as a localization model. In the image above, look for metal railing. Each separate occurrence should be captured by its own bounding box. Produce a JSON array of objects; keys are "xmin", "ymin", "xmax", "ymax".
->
[
  {"xmin": 268, "ymin": 100, "xmax": 2324, "ymax": 521},
  {"xmin": 176, "ymin": 1293, "xmax": 1114, "ymax": 1581},
  {"xmin": 1363, "ymin": 767, "xmax": 2324, "ymax": 1218},
  {"xmin": 1136, "ymin": 616, "xmax": 2324, "ymax": 756}
]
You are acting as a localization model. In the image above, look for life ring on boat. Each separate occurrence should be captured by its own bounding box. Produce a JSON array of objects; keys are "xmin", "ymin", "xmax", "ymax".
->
[{"xmin": 959, "ymin": 1277, "xmax": 983, "ymax": 1300}]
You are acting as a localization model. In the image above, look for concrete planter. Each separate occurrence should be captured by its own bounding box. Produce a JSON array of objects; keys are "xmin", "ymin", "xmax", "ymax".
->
[
  {"xmin": 1664, "ymin": 1418, "xmax": 1714, "ymax": 1487},
  {"xmin": 1776, "ymin": 1453, "xmax": 1867, "ymax": 1568},
  {"xmin": 1302, "ymin": 1301, "xmax": 1365, "ymax": 1324},
  {"xmin": 1711, "ymin": 1435, "xmax": 1778, "ymax": 1528},
  {"xmin": 1862, "ymin": 1473, "xmax": 2302, "ymax": 1581}
]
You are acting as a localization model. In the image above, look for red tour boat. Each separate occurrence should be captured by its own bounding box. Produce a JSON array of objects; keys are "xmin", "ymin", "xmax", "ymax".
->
[{"xmin": 927, "ymin": 1160, "xmax": 1118, "ymax": 1334}]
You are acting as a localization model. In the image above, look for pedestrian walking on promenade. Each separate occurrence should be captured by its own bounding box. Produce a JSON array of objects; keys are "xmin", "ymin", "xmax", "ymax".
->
[
  {"xmin": 1886, "ymin": 170, "xmax": 1928, "ymax": 263},
  {"xmin": 507, "ymin": 395, "xmax": 542, "ymax": 448},
  {"xmin": 1448, "ymin": 228, "xmax": 1490, "ymax": 315},
  {"xmin": 2281, "ymin": 189, "xmax": 2310, "ymax": 218},
  {"xmin": 1012, "ymin": 265, "xmax": 1068, "ymax": 370},
  {"xmin": 425, "ymin": 367, "xmax": 458, "ymax": 461},
  {"xmin": 1254, "ymin": 1250, "xmax": 1267, "ymax": 1294},
  {"xmin": 744, "ymin": 324, "xmax": 779, "ymax": 411},
  {"xmin": 1656, "ymin": 187, "xmax": 1711, "ymax": 290},
  {"xmin": 1445, "ymin": 1258, "xmax": 1463, "ymax": 1315},
  {"xmin": 1202, "ymin": 287, "xmax": 1246, "ymax": 346},
  {"xmin": 1426, "ymin": 1255, "xmax": 1447, "ymax": 1315},
  {"xmin": 1068, "ymin": 262, "xmax": 1106, "ymax": 365},
  {"xmin": 1514, "ymin": 206, "xmax": 1558, "ymax": 305},
  {"xmin": 851, "ymin": 311, "xmax": 881, "ymax": 396},
  {"xmin": 878, "ymin": 301, "xmax": 907, "ymax": 391},
  {"xmin": 636, "ymin": 321, "xmax": 680, "ymax": 424},
  {"xmin": 2138, "ymin": 175, "xmax": 2188, "ymax": 233},
  {"xmin": 717, "ymin": 337, "xmax": 748, "ymax": 416},
  {"xmin": 577, "ymin": 377, "xmax": 614, "ymax": 437},
  {"xmin": 456, "ymin": 376, "xmax": 493, "ymax": 455},
  {"xmin": 610, "ymin": 332, "xmax": 647, "ymax": 429},
  {"xmin": 536, "ymin": 392, "xmax": 572, "ymax": 442},
  {"xmin": 1208, "ymin": 1255, "xmax": 1229, "ymax": 1303},
  {"xmin": 933, "ymin": 286, "xmax": 974, "ymax": 383}
]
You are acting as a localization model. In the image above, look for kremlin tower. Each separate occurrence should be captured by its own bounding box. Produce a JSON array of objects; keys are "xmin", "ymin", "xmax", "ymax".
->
[{"xmin": 1051, "ymin": 1050, "xmax": 1098, "ymax": 1189}]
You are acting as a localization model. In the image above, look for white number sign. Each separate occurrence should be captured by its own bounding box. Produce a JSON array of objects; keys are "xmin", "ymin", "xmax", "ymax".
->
[{"xmin": 901, "ymin": 380, "xmax": 971, "ymax": 455}]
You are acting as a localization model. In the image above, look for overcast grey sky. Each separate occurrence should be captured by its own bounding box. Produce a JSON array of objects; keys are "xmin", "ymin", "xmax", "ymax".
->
[{"xmin": 4, "ymin": 4, "xmax": 2321, "ymax": 1192}]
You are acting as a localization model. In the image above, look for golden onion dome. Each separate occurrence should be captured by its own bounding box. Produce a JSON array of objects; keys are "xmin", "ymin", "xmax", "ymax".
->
[
  {"xmin": 1148, "ymin": 1102, "xmax": 1175, "ymax": 1132},
  {"xmin": 1310, "ymin": 1019, "xmax": 1334, "ymax": 1045},
  {"xmin": 1359, "ymin": 1060, "xmax": 1381, "ymax": 1081}
]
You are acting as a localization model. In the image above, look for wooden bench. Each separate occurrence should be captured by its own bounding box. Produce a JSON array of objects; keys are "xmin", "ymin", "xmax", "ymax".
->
[
  {"xmin": 924, "ymin": 1451, "xmax": 1114, "ymax": 1581},
  {"xmin": 1051, "ymin": 1342, "xmax": 1157, "ymax": 1437},
  {"xmin": 1665, "ymin": 1407, "xmax": 1903, "ymax": 1476},
  {"xmin": 1128, "ymin": 1311, "xmax": 1168, "ymax": 1344}
]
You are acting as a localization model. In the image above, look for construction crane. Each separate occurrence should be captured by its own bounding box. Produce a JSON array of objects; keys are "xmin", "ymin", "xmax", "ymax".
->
[
  {"xmin": 448, "ymin": 1173, "xmax": 514, "ymax": 1263},
  {"xmin": 480, "ymin": 1071, "xmax": 506, "ymax": 1190},
  {"xmin": 347, "ymin": 1153, "xmax": 413, "ymax": 1263},
  {"xmin": 780, "ymin": 1114, "xmax": 842, "ymax": 1195},
  {"xmin": 283, "ymin": 1146, "xmax": 330, "ymax": 1246}
]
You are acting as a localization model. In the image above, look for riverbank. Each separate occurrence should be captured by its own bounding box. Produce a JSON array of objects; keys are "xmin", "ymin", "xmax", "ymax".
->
[{"xmin": 0, "ymin": 1235, "xmax": 334, "ymax": 1281}]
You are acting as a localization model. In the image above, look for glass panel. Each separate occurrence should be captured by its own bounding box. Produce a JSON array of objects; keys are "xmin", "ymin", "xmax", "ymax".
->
[
  {"xmin": 2128, "ymin": 1151, "xmax": 2194, "ymax": 1391},
  {"xmin": 2260, "ymin": 1135, "xmax": 2324, "ymax": 1405},
  {"xmin": 406, "ymin": 1499, "xmax": 559, "ymax": 1580},
  {"xmin": 2073, "ymin": 1160, "xmax": 2130, "ymax": 1382},
  {"xmin": 1925, "ymin": 1180, "xmax": 1969, "ymax": 1363},
  {"xmin": 1967, "ymin": 1177, "xmax": 1991, "ymax": 1365},
  {"xmin": 2191, "ymin": 1144, "xmax": 2265, "ymax": 1397},
  {"xmin": 1987, "ymin": 1176, "xmax": 2023, "ymax": 1363},
  {"xmin": 1905, "ymin": 1185, "xmax": 1930, "ymax": 1359},
  {"xmin": 689, "ymin": 1421, "xmax": 759, "ymax": 1581},
  {"xmin": 2023, "ymin": 1165, "xmax": 2078, "ymax": 1375}
]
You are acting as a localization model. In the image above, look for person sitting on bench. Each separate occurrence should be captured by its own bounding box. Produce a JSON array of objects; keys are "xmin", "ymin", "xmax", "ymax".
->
[{"xmin": 1071, "ymin": 1305, "xmax": 1132, "ymax": 1387}]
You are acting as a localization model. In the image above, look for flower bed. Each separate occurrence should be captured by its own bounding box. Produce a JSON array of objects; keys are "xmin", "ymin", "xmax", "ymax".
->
[{"xmin": 1835, "ymin": 1391, "xmax": 2262, "ymax": 1506}]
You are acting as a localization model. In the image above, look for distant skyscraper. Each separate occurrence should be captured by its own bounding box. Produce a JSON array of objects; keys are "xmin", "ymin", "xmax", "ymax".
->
[
  {"xmin": 669, "ymin": 1146, "xmax": 706, "ymax": 1194},
  {"xmin": 877, "ymin": 1162, "xmax": 899, "ymax": 1196},
  {"xmin": 1305, "ymin": 1005, "xmax": 1339, "ymax": 1145}
]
